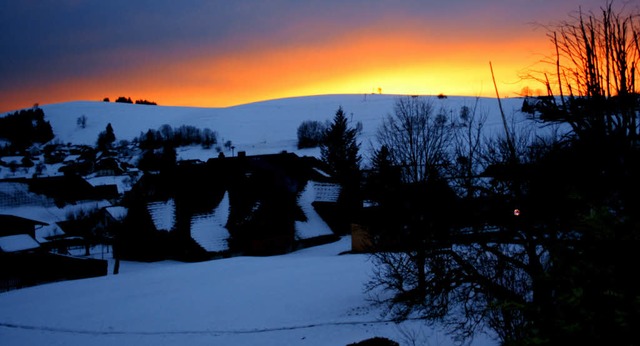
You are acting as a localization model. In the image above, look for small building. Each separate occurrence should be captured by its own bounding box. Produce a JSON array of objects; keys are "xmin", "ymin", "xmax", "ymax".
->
[
  {"xmin": 121, "ymin": 152, "xmax": 343, "ymax": 261},
  {"xmin": 0, "ymin": 214, "xmax": 48, "ymax": 239}
]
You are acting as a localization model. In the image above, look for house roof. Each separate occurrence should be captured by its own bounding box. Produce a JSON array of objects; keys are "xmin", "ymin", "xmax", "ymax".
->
[
  {"xmin": 35, "ymin": 223, "xmax": 65, "ymax": 243},
  {"xmin": 0, "ymin": 214, "xmax": 48, "ymax": 236},
  {"xmin": 147, "ymin": 199, "xmax": 176, "ymax": 231},
  {"xmin": 0, "ymin": 234, "xmax": 40, "ymax": 253},
  {"xmin": 63, "ymin": 154, "xmax": 81, "ymax": 163},
  {"xmin": 86, "ymin": 174, "xmax": 138, "ymax": 195},
  {"xmin": 190, "ymin": 217, "xmax": 229, "ymax": 252},
  {"xmin": 105, "ymin": 206, "xmax": 128, "ymax": 221},
  {"xmin": 28, "ymin": 175, "xmax": 99, "ymax": 203},
  {"xmin": 295, "ymin": 181, "xmax": 334, "ymax": 240},
  {"xmin": 312, "ymin": 167, "xmax": 331, "ymax": 178},
  {"xmin": 0, "ymin": 156, "xmax": 23, "ymax": 165},
  {"xmin": 312, "ymin": 182, "xmax": 341, "ymax": 203}
]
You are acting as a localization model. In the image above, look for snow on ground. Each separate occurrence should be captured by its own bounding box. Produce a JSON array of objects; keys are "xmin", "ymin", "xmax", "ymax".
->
[{"xmin": 0, "ymin": 236, "xmax": 496, "ymax": 346}]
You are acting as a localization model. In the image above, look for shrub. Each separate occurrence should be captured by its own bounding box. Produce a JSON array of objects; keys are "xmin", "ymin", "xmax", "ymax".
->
[
  {"xmin": 347, "ymin": 337, "xmax": 399, "ymax": 346},
  {"xmin": 297, "ymin": 120, "xmax": 327, "ymax": 149},
  {"xmin": 77, "ymin": 115, "xmax": 87, "ymax": 129}
]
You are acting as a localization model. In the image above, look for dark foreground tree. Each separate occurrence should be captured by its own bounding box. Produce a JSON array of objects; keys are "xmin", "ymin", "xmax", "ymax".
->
[
  {"xmin": 367, "ymin": 2, "xmax": 640, "ymax": 345},
  {"xmin": 531, "ymin": 1, "xmax": 640, "ymax": 145},
  {"xmin": 524, "ymin": 2, "xmax": 640, "ymax": 343}
]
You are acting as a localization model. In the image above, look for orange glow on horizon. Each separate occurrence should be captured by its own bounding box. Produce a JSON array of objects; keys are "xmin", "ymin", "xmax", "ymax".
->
[{"xmin": 1, "ymin": 29, "xmax": 550, "ymax": 112}]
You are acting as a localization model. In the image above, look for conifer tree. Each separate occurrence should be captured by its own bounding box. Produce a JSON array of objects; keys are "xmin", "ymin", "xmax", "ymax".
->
[
  {"xmin": 97, "ymin": 123, "xmax": 116, "ymax": 151},
  {"xmin": 320, "ymin": 106, "xmax": 361, "ymax": 184},
  {"xmin": 320, "ymin": 106, "xmax": 362, "ymax": 233}
]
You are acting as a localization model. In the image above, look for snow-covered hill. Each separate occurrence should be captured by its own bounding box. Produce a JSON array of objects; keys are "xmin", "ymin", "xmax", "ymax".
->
[{"xmin": 39, "ymin": 94, "xmax": 527, "ymax": 161}]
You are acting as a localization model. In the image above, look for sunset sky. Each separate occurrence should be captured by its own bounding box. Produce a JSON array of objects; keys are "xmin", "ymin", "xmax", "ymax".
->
[{"xmin": 0, "ymin": 0, "xmax": 613, "ymax": 112}]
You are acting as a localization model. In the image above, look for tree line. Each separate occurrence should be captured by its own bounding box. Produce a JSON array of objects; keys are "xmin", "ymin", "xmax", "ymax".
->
[
  {"xmin": 103, "ymin": 96, "xmax": 157, "ymax": 105},
  {"xmin": 0, "ymin": 107, "xmax": 54, "ymax": 153},
  {"xmin": 136, "ymin": 124, "xmax": 218, "ymax": 150}
]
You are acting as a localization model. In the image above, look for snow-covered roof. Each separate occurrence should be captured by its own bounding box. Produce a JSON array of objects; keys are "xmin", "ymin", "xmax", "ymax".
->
[
  {"xmin": 295, "ymin": 181, "xmax": 334, "ymax": 240},
  {"xmin": 85, "ymin": 175, "xmax": 137, "ymax": 194},
  {"xmin": 105, "ymin": 206, "xmax": 128, "ymax": 221},
  {"xmin": 190, "ymin": 191, "xmax": 230, "ymax": 252},
  {"xmin": 63, "ymin": 154, "xmax": 81, "ymax": 163},
  {"xmin": 0, "ymin": 234, "xmax": 40, "ymax": 253},
  {"xmin": 147, "ymin": 199, "xmax": 176, "ymax": 231},
  {"xmin": 312, "ymin": 181, "xmax": 341, "ymax": 203},
  {"xmin": 0, "ymin": 156, "xmax": 23, "ymax": 164},
  {"xmin": 35, "ymin": 224, "xmax": 65, "ymax": 243},
  {"xmin": 313, "ymin": 167, "xmax": 331, "ymax": 178}
]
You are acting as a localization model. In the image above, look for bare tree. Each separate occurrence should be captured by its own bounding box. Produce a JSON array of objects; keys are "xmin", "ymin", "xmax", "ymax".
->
[
  {"xmin": 448, "ymin": 99, "xmax": 488, "ymax": 199},
  {"xmin": 367, "ymin": 3, "xmax": 640, "ymax": 345},
  {"xmin": 531, "ymin": 1, "xmax": 640, "ymax": 143},
  {"xmin": 376, "ymin": 96, "xmax": 452, "ymax": 184},
  {"xmin": 366, "ymin": 117, "xmax": 549, "ymax": 345},
  {"xmin": 77, "ymin": 114, "xmax": 87, "ymax": 129}
]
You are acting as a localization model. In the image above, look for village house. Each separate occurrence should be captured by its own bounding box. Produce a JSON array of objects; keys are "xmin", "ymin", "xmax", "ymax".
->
[{"xmin": 117, "ymin": 152, "xmax": 342, "ymax": 261}]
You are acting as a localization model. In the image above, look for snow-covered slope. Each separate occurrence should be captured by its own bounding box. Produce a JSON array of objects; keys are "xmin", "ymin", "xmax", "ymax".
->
[
  {"xmin": 0, "ymin": 236, "xmax": 496, "ymax": 346},
  {"xmin": 39, "ymin": 94, "xmax": 527, "ymax": 160}
]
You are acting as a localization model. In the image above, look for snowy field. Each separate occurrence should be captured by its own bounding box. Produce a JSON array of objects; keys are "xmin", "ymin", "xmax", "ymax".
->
[{"xmin": 0, "ymin": 236, "xmax": 496, "ymax": 346}]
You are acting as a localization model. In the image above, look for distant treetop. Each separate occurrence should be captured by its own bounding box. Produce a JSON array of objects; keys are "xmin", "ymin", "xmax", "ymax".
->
[
  {"xmin": 115, "ymin": 96, "xmax": 132, "ymax": 104},
  {"xmin": 113, "ymin": 96, "xmax": 157, "ymax": 105}
]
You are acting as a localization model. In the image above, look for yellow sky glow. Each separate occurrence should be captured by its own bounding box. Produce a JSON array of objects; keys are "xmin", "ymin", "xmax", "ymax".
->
[
  {"xmin": 160, "ymin": 31, "xmax": 547, "ymax": 107},
  {"xmin": 3, "ymin": 30, "xmax": 551, "ymax": 111}
]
